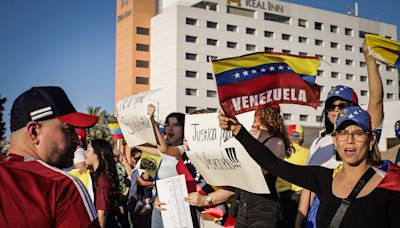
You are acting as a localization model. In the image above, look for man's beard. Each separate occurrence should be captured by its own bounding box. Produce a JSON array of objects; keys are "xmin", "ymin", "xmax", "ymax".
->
[{"xmin": 53, "ymin": 145, "xmax": 77, "ymax": 169}]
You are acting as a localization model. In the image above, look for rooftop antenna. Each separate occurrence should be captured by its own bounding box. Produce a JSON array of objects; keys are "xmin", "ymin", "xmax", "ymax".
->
[{"xmin": 355, "ymin": 0, "xmax": 359, "ymax": 17}]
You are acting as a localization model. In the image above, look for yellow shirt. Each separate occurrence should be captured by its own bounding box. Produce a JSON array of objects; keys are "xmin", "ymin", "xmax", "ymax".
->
[{"xmin": 276, "ymin": 143, "xmax": 310, "ymax": 192}]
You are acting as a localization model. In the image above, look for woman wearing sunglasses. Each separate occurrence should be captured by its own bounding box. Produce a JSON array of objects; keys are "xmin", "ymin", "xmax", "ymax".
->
[
  {"xmin": 218, "ymin": 106, "xmax": 400, "ymax": 227},
  {"xmin": 295, "ymin": 40, "xmax": 384, "ymax": 228}
]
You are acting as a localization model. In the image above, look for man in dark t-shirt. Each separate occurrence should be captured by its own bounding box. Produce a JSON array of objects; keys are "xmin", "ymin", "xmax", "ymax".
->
[{"xmin": 0, "ymin": 86, "xmax": 99, "ymax": 227}]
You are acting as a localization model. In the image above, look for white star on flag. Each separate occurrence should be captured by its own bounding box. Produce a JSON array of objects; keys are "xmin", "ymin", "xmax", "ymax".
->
[
  {"xmin": 234, "ymin": 72, "xmax": 240, "ymax": 78},
  {"xmin": 278, "ymin": 65, "xmax": 284, "ymax": 70},
  {"xmin": 251, "ymin": 69, "xmax": 257, "ymax": 74},
  {"xmin": 269, "ymin": 66, "xmax": 275, "ymax": 71},
  {"xmin": 260, "ymin": 68, "xmax": 266, "ymax": 72},
  {"xmin": 287, "ymin": 66, "xmax": 291, "ymax": 70},
  {"xmin": 243, "ymin": 70, "xmax": 249, "ymax": 76},
  {"xmin": 335, "ymin": 91, "xmax": 340, "ymax": 94},
  {"xmin": 353, "ymin": 111, "xmax": 359, "ymax": 115},
  {"xmin": 340, "ymin": 88, "xmax": 344, "ymax": 91},
  {"xmin": 348, "ymin": 114, "xmax": 354, "ymax": 119}
]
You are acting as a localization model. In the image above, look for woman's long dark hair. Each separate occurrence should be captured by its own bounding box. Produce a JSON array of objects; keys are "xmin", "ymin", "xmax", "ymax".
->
[{"xmin": 91, "ymin": 139, "xmax": 120, "ymax": 212}]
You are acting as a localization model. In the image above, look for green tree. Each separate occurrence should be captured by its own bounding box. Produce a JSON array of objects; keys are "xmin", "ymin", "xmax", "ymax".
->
[{"xmin": 86, "ymin": 106, "xmax": 114, "ymax": 144}]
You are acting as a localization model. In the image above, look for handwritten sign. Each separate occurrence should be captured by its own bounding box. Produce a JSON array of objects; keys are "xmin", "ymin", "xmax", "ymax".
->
[
  {"xmin": 157, "ymin": 175, "xmax": 194, "ymax": 228},
  {"xmin": 116, "ymin": 90, "xmax": 159, "ymax": 147},
  {"xmin": 185, "ymin": 112, "xmax": 270, "ymax": 194}
]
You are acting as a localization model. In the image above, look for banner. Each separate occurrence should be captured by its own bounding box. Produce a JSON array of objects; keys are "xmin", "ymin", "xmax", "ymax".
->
[
  {"xmin": 140, "ymin": 152, "xmax": 162, "ymax": 179},
  {"xmin": 365, "ymin": 34, "xmax": 400, "ymax": 68},
  {"xmin": 116, "ymin": 90, "xmax": 160, "ymax": 147},
  {"xmin": 185, "ymin": 111, "xmax": 269, "ymax": 194},
  {"xmin": 212, "ymin": 52, "xmax": 321, "ymax": 117}
]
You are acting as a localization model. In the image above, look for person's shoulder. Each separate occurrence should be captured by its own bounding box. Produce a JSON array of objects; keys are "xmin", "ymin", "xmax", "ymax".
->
[{"xmin": 96, "ymin": 173, "xmax": 112, "ymax": 188}]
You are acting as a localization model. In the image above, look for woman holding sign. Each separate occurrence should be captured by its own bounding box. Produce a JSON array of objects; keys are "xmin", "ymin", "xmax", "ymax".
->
[{"xmin": 218, "ymin": 106, "xmax": 400, "ymax": 228}]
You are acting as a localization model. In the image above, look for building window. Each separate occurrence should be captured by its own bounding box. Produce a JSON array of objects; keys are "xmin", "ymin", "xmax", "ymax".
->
[
  {"xmin": 246, "ymin": 44, "xmax": 256, "ymax": 51},
  {"xmin": 361, "ymin": 90, "xmax": 368, "ymax": 96},
  {"xmin": 387, "ymin": 93, "xmax": 394, "ymax": 99},
  {"xmin": 360, "ymin": 61, "xmax": 366, "ymax": 67},
  {"xmin": 331, "ymin": 72, "xmax": 339, "ymax": 78},
  {"xmin": 283, "ymin": 113, "xmax": 292, "ymax": 120},
  {"xmin": 316, "ymin": 54, "xmax": 324, "ymax": 60},
  {"xmin": 207, "ymin": 72, "xmax": 213, "ymax": 80},
  {"xmin": 330, "ymin": 42, "xmax": 339, "ymax": 49},
  {"xmin": 330, "ymin": 25, "xmax": 338, "ymax": 33},
  {"xmin": 136, "ymin": 60, "xmax": 149, "ymax": 68},
  {"xmin": 186, "ymin": 106, "xmax": 197, "ymax": 113},
  {"xmin": 299, "ymin": 52, "xmax": 308, "ymax": 56},
  {"xmin": 264, "ymin": 13, "xmax": 290, "ymax": 24},
  {"xmin": 360, "ymin": 75, "xmax": 367, "ymax": 82},
  {"xmin": 186, "ymin": 53, "xmax": 197, "ymax": 60},
  {"xmin": 331, "ymin": 57, "xmax": 339, "ymax": 64},
  {"xmin": 136, "ymin": 76, "xmax": 149, "ymax": 85},
  {"xmin": 186, "ymin": 35, "xmax": 197, "ymax": 43},
  {"xmin": 206, "ymin": 55, "xmax": 217, "ymax": 62},
  {"xmin": 227, "ymin": 24, "xmax": 238, "ymax": 32},
  {"xmin": 346, "ymin": 74, "xmax": 354, "ymax": 80},
  {"xmin": 282, "ymin": 34, "xmax": 291, "ymax": 41},
  {"xmin": 345, "ymin": 28, "xmax": 353, "ymax": 36},
  {"xmin": 186, "ymin": 88, "xmax": 197, "ymax": 96},
  {"xmin": 136, "ymin": 27, "xmax": 149, "ymax": 35},
  {"xmin": 186, "ymin": 18, "xmax": 197, "ymax": 25},
  {"xmin": 246, "ymin": 27, "xmax": 256, "ymax": 35},
  {"xmin": 345, "ymin": 44, "xmax": 353, "ymax": 51},
  {"xmin": 207, "ymin": 38, "xmax": 218, "ymax": 46},
  {"xmin": 316, "ymin": 115, "xmax": 322, "ymax": 122},
  {"xmin": 207, "ymin": 21, "xmax": 218, "ymax": 28},
  {"xmin": 265, "ymin": 47, "xmax": 274, "ymax": 52},
  {"xmin": 315, "ymin": 39, "xmax": 323, "ymax": 46},
  {"xmin": 299, "ymin": 36, "xmax": 308, "ymax": 43},
  {"xmin": 227, "ymin": 41, "xmax": 237, "ymax": 49},
  {"xmin": 298, "ymin": 19, "xmax": 307, "ymax": 27},
  {"xmin": 359, "ymin": 47, "xmax": 363, "ymax": 53},
  {"xmin": 317, "ymin": 70, "xmax": 324, "ymax": 76},
  {"xmin": 207, "ymin": 90, "xmax": 217, "ymax": 98},
  {"xmin": 136, "ymin": 43, "xmax": 149, "ymax": 52},
  {"xmin": 264, "ymin": 30, "xmax": 274, "ymax": 38},
  {"xmin": 387, "ymin": 79, "xmax": 394, "ymax": 85},
  {"xmin": 345, "ymin": 59, "xmax": 353, "ymax": 66},
  {"xmin": 185, "ymin": 71, "xmax": 197, "ymax": 78},
  {"xmin": 300, "ymin": 115, "xmax": 309, "ymax": 122},
  {"xmin": 359, "ymin": 30, "xmax": 367, "ymax": 38},
  {"xmin": 207, "ymin": 108, "xmax": 217, "ymax": 113},
  {"xmin": 315, "ymin": 22, "xmax": 323, "ymax": 30},
  {"xmin": 282, "ymin": 49, "xmax": 291, "ymax": 54},
  {"xmin": 385, "ymin": 36, "xmax": 392, "ymax": 39}
]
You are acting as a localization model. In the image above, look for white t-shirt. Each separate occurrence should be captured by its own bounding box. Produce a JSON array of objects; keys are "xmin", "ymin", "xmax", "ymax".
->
[
  {"xmin": 307, "ymin": 135, "xmax": 341, "ymax": 169},
  {"xmin": 156, "ymin": 153, "xmax": 178, "ymax": 180},
  {"xmin": 73, "ymin": 147, "xmax": 86, "ymax": 165}
]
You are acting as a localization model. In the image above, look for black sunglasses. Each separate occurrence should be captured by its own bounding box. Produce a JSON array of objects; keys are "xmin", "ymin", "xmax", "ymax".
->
[{"xmin": 325, "ymin": 102, "xmax": 351, "ymax": 112}]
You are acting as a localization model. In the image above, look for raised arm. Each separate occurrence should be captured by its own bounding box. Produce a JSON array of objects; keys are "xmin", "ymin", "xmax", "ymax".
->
[
  {"xmin": 363, "ymin": 40, "xmax": 383, "ymax": 128},
  {"xmin": 218, "ymin": 112, "xmax": 328, "ymax": 193}
]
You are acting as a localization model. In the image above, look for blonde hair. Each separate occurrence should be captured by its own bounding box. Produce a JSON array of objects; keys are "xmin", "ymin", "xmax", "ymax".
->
[{"xmin": 255, "ymin": 106, "xmax": 293, "ymax": 157}]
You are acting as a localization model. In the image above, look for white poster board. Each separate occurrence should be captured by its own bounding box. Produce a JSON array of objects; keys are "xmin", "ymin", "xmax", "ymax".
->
[
  {"xmin": 185, "ymin": 112, "xmax": 269, "ymax": 194},
  {"xmin": 116, "ymin": 90, "xmax": 160, "ymax": 147},
  {"xmin": 157, "ymin": 175, "xmax": 193, "ymax": 228}
]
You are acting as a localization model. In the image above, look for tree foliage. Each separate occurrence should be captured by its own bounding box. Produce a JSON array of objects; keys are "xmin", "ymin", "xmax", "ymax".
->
[{"xmin": 86, "ymin": 106, "xmax": 116, "ymax": 144}]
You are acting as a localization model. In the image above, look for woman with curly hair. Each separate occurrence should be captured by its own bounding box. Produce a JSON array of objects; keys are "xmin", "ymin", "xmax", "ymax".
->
[
  {"xmin": 232, "ymin": 105, "xmax": 293, "ymax": 228},
  {"xmin": 86, "ymin": 139, "xmax": 120, "ymax": 228}
]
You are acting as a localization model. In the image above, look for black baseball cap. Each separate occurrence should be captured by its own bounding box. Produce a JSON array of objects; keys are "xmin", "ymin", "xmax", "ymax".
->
[{"xmin": 11, "ymin": 86, "xmax": 99, "ymax": 132}]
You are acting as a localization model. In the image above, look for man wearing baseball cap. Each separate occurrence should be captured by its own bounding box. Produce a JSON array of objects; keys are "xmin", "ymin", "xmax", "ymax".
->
[
  {"xmin": 0, "ymin": 86, "xmax": 99, "ymax": 227},
  {"xmin": 277, "ymin": 124, "xmax": 310, "ymax": 228}
]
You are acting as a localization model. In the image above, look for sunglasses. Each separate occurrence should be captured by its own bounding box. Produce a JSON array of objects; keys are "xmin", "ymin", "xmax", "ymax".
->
[{"xmin": 325, "ymin": 102, "xmax": 351, "ymax": 112}]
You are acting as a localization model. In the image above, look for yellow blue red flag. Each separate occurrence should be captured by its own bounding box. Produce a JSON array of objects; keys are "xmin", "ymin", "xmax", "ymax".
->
[
  {"xmin": 365, "ymin": 34, "xmax": 400, "ymax": 68},
  {"xmin": 108, "ymin": 122, "xmax": 124, "ymax": 140},
  {"xmin": 211, "ymin": 52, "xmax": 321, "ymax": 116}
]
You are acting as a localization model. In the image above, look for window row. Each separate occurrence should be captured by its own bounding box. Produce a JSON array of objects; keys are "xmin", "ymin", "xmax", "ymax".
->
[
  {"xmin": 185, "ymin": 106, "xmax": 217, "ymax": 114},
  {"xmin": 186, "ymin": 16, "xmax": 393, "ymax": 41},
  {"xmin": 185, "ymin": 88, "xmax": 217, "ymax": 98},
  {"xmin": 185, "ymin": 71, "xmax": 214, "ymax": 80}
]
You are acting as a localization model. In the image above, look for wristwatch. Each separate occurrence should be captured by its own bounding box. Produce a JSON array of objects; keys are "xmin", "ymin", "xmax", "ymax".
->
[{"xmin": 204, "ymin": 195, "xmax": 213, "ymax": 206}]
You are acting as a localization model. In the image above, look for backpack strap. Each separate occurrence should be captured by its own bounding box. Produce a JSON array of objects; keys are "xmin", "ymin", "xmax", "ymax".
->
[{"xmin": 328, "ymin": 167, "xmax": 375, "ymax": 228}]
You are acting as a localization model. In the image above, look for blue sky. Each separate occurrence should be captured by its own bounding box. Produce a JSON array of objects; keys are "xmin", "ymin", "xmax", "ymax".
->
[{"xmin": 0, "ymin": 0, "xmax": 399, "ymax": 138}]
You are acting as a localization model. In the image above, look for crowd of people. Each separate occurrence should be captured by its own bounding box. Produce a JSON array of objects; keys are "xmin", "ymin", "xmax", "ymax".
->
[{"xmin": 1, "ymin": 37, "xmax": 400, "ymax": 228}]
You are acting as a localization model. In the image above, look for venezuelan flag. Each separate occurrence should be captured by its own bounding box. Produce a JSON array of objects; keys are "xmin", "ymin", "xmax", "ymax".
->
[
  {"xmin": 108, "ymin": 123, "xmax": 124, "ymax": 140},
  {"xmin": 212, "ymin": 52, "xmax": 321, "ymax": 116},
  {"xmin": 365, "ymin": 34, "xmax": 400, "ymax": 68}
]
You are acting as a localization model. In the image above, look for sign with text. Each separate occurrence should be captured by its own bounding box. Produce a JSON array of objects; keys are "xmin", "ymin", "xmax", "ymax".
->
[
  {"xmin": 185, "ymin": 112, "xmax": 269, "ymax": 194},
  {"xmin": 116, "ymin": 90, "xmax": 159, "ymax": 147}
]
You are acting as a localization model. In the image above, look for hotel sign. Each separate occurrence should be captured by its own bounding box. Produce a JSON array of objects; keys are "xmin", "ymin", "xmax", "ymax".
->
[{"xmin": 227, "ymin": 0, "xmax": 284, "ymax": 13}]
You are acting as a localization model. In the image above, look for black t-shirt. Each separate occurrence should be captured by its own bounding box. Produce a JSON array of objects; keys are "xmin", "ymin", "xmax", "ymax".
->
[{"xmin": 235, "ymin": 127, "xmax": 400, "ymax": 228}]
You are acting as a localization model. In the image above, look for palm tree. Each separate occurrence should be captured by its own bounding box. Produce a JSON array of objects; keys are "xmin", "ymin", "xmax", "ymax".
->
[{"xmin": 86, "ymin": 106, "xmax": 113, "ymax": 144}]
